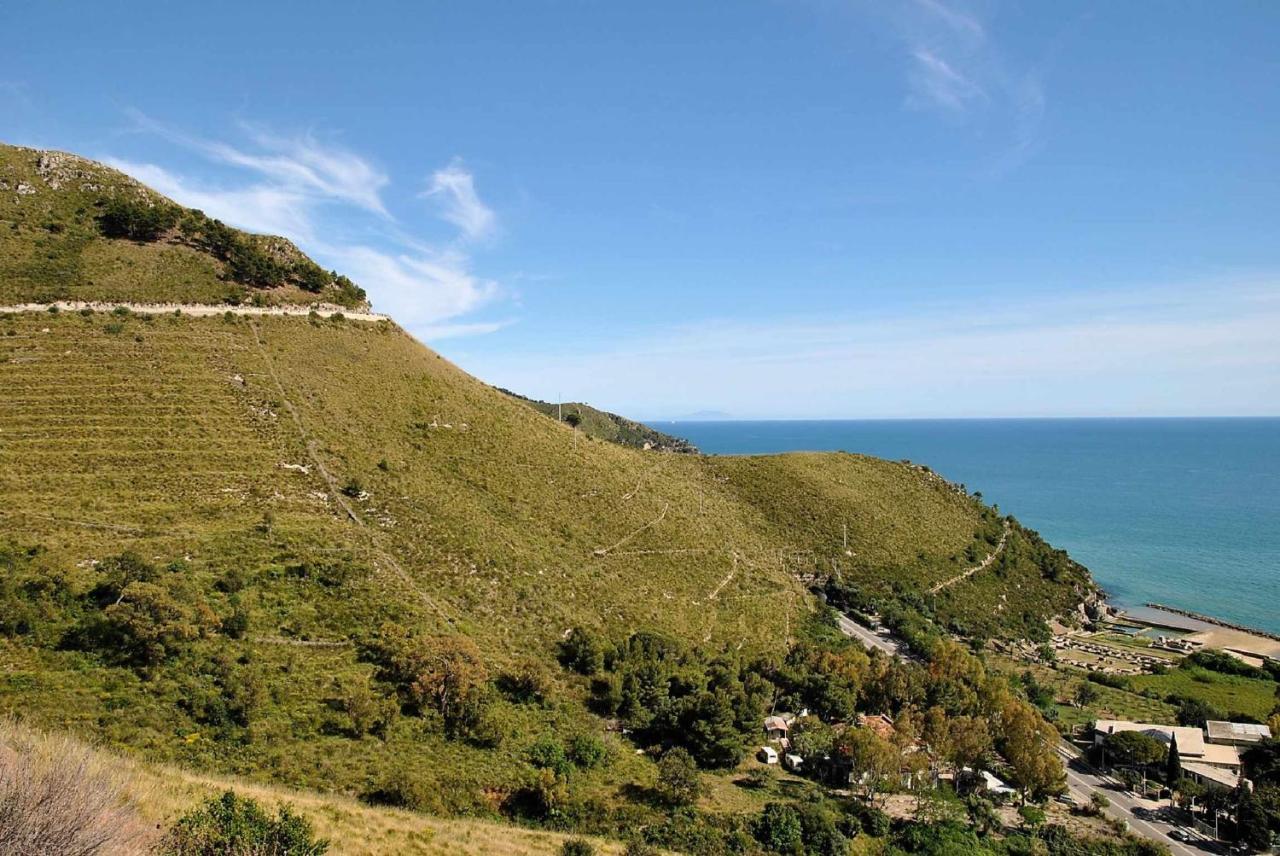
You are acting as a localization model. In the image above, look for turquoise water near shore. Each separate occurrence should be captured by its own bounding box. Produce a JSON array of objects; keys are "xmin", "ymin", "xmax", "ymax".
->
[{"xmin": 666, "ymin": 418, "xmax": 1280, "ymax": 634}]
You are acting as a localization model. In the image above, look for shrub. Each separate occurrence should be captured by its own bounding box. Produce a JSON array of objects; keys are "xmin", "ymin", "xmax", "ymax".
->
[
  {"xmin": 753, "ymin": 803, "xmax": 803, "ymax": 854},
  {"xmin": 560, "ymin": 626, "xmax": 605, "ymax": 675},
  {"xmin": 528, "ymin": 735, "xmax": 572, "ymax": 778},
  {"xmin": 361, "ymin": 768, "xmax": 436, "ymax": 811},
  {"xmin": 858, "ymin": 805, "xmax": 890, "ymax": 837},
  {"xmin": 162, "ymin": 790, "xmax": 327, "ymax": 855},
  {"xmin": 561, "ymin": 840, "xmax": 595, "ymax": 856},
  {"xmin": 567, "ymin": 733, "xmax": 609, "ymax": 769},
  {"xmin": 655, "ymin": 747, "xmax": 703, "ymax": 807},
  {"xmin": 0, "ymin": 719, "xmax": 153, "ymax": 856}
]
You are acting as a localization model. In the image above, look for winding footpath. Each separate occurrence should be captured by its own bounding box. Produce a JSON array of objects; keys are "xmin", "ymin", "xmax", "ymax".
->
[{"xmin": 927, "ymin": 521, "xmax": 1010, "ymax": 595}]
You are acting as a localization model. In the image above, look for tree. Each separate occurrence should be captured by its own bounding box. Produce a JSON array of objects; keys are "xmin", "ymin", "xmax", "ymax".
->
[
  {"xmin": 101, "ymin": 582, "xmax": 212, "ymax": 666},
  {"xmin": 948, "ymin": 715, "xmax": 994, "ymax": 772},
  {"xmin": 1177, "ymin": 697, "xmax": 1223, "ymax": 728},
  {"xmin": 163, "ymin": 790, "xmax": 327, "ymax": 855},
  {"xmin": 753, "ymin": 803, "xmax": 803, "ymax": 855},
  {"xmin": 654, "ymin": 747, "xmax": 703, "ymax": 807},
  {"xmin": 1165, "ymin": 733, "xmax": 1183, "ymax": 786},
  {"xmin": 1104, "ymin": 730, "xmax": 1167, "ymax": 768},
  {"xmin": 1073, "ymin": 682, "xmax": 1100, "ymax": 708},
  {"xmin": 564, "ymin": 412, "xmax": 582, "ymax": 428},
  {"xmin": 1235, "ymin": 789, "xmax": 1272, "ymax": 850},
  {"xmin": 98, "ymin": 196, "xmax": 179, "ymax": 241},
  {"xmin": 405, "ymin": 634, "xmax": 489, "ymax": 737},
  {"xmin": 837, "ymin": 726, "xmax": 899, "ymax": 803},
  {"xmin": 683, "ymin": 691, "xmax": 746, "ymax": 768},
  {"xmin": 561, "ymin": 626, "xmax": 605, "ymax": 675},
  {"xmin": 999, "ymin": 700, "xmax": 1064, "ymax": 801}
]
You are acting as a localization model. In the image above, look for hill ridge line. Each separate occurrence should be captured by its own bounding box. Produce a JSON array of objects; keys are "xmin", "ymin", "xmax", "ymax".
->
[{"xmin": 0, "ymin": 300, "xmax": 390, "ymax": 322}]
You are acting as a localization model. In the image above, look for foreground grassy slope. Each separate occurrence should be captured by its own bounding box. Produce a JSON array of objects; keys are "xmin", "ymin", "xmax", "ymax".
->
[
  {"xmin": 0, "ymin": 718, "xmax": 630, "ymax": 856},
  {"xmin": 0, "ymin": 143, "xmax": 364, "ymax": 307}
]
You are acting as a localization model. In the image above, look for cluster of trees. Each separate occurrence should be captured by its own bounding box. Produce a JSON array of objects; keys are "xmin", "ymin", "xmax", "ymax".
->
[
  {"xmin": 566, "ymin": 627, "xmax": 772, "ymax": 768},
  {"xmin": 93, "ymin": 196, "xmax": 367, "ymax": 304},
  {"xmin": 359, "ymin": 623, "xmax": 498, "ymax": 742},
  {"xmin": 97, "ymin": 195, "xmax": 181, "ymax": 241},
  {"xmin": 563, "ymin": 614, "xmax": 1066, "ymax": 805}
]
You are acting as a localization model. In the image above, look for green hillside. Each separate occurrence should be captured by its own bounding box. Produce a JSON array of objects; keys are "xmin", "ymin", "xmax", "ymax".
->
[
  {"xmin": 0, "ymin": 144, "xmax": 1109, "ymax": 853},
  {"xmin": 0, "ymin": 144, "xmax": 366, "ymax": 308},
  {"xmin": 499, "ymin": 389, "xmax": 698, "ymax": 453}
]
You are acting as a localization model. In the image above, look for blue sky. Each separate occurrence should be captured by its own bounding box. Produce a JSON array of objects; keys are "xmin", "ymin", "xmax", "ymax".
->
[{"xmin": 3, "ymin": 1, "xmax": 1278, "ymax": 418}]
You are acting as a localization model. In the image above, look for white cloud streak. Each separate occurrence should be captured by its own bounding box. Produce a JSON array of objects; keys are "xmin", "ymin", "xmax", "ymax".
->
[
  {"xmin": 871, "ymin": 0, "xmax": 1046, "ymax": 170},
  {"xmin": 104, "ymin": 117, "xmax": 506, "ymax": 336},
  {"xmin": 422, "ymin": 158, "xmax": 496, "ymax": 241}
]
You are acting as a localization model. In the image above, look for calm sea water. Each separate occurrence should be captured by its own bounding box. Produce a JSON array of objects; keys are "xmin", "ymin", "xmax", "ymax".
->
[{"xmin": 665, "ymin": 418, "xmax": 1280, "ymax": 634}]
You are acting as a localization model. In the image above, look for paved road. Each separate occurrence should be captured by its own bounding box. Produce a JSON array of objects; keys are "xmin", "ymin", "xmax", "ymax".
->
[
  {"xmin": 1055, "ymin": 743, "xmax": 1208, "ymax": 856},
  {"xmin": 834, "ymin": 612, "xmax": 899, "ymax": 656},
  {"xmin": 834, "ymin": 609, "xmax": 1208, "ymax": 854}
]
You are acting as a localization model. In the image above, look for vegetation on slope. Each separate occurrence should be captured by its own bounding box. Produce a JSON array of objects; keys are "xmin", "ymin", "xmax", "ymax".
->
[
  {"xmin": 499, "ymin": 388, "xmax": 698, "ymax": 453},
  {"xmin": 0, "ymin": 143, "xmax": 367, "ymax": 308},
  {"xmin": 0, "ymin": 309, "xmax": 1095, "ymax": 832},
  {"xmin": 0, "ymin": 151, "xmax": 1115, "ymax": 852}
]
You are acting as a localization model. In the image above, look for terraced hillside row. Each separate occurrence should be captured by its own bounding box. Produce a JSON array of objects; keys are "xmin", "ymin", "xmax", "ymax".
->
[
  {"xmin": 0, "ymin": 309, "xmax": 1090, "ymax": 794},
  {"xmin": 0, "ymin": 309, "xmax": 1062, "ymax": 656}
]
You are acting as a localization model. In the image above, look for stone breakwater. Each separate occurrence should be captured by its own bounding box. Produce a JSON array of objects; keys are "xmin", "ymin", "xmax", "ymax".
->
[{"xmin": 1144, "ymin": 602, "xmax": 1280, "ymax": 645}]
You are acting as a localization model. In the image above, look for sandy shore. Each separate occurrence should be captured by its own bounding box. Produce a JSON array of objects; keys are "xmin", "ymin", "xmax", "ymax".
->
[{"xmin": 1115, "ymin": 604, "xmax": 1280, "ymax": 661}]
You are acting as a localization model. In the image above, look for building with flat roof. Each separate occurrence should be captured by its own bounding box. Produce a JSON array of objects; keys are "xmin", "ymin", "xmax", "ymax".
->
[
  {"xmin": 1205, "ymin": 720, "xmax": 1272, "ymax": 747},
  {"xmin": 1093, "ymin": 718, "xmax": 1254, "ymax": 789},
  {"xmin": 1094, "ymin": 720, "xmax": 1208, "ymax": 758}
]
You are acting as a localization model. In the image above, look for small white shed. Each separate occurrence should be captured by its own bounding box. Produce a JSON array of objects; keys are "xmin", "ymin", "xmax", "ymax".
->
[{"xmin": 757, "ymin": 746, "xmax": 779, "ymax": 765}]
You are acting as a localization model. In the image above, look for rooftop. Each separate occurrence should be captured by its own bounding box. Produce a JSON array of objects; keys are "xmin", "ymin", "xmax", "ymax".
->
[
  {"xmin": 1095, "ymin": 720, "xmax": 1206, "ymax": 756},
  {"xmin": 1205, "ymin": 720, "xmax": 1272, "ymax": 745}
]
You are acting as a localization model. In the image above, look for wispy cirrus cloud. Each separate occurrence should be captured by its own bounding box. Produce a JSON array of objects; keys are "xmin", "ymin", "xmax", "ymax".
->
[
  {"xmin": 104, "ymin": 113, "xmax": 507, "ymax": 337},
  {"xmin": 867, "ymin": 0, "xmax": 1047, "ymax": 170},
  {"xmin": 907, "ymin": 48, "xmax": 987, "ymax": 112},
  {"xmin": 422, "ymin": 158, "xmax": 496, "ymax": 241}
]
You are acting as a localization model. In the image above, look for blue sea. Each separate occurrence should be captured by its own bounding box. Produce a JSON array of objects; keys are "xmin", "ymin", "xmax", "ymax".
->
[{"xmin": 665, "ymin": 418, "xmax": 1280, "ymax": 634}]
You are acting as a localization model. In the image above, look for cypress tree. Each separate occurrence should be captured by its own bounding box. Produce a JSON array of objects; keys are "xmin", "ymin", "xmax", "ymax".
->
[{"xmin": 1165, "ymin": 733, "xmax": 1182, "ymax": 785}]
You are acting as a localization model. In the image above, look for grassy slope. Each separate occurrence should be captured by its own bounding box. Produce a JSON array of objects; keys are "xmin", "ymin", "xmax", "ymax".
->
[
  {"xmin": 0, "ymin": 718, "xmax": 630, "ymax": 856},
  {"xmin": 500, "ymin": 390, "xmax": 698, "ymax": 453},
  {"xmin": 0, "ymin": 143, "xmax": 362, "ymax": 308},
  {"xmin": 0, "ymin": 149, "xmax": 1101, "ymax": 847},
  {"xmin": 0, "ymin": 310, "xmax": 1016, "ymax": 794}
]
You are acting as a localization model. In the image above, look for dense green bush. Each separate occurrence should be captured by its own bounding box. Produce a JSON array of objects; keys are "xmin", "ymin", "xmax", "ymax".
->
[
  {"xmin": 161, "ymin": 790, "xmax": 327, "ymax": 855},
  {"xmin": 98, "ymin": 196, "xmax": 179, "ymax": 241},
  {"xmin": 560, "ymin": 840, "xmax": 595, "ymax": 856}
]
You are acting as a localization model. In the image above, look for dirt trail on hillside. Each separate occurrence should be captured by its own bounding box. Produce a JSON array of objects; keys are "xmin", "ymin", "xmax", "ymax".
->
[
  {"xmin": 927, "ymin": 521, "xmax": 1010, "ymax": 594},
  {"xmin": 0, "ymin": 300, "xmax": 389, "ymax": 322}
]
